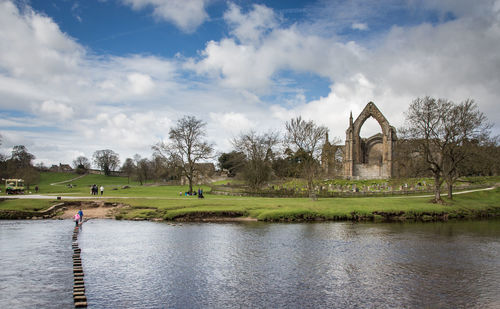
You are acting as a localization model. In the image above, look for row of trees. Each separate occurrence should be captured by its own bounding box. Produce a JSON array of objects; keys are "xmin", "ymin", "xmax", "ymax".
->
[
  {"xmin": 73, "ymin": 150, "xmax": 120, "ymax": 176},
  {"xmin": 218, "ymin": 117, "xmax": 330, "ymax": 199}
]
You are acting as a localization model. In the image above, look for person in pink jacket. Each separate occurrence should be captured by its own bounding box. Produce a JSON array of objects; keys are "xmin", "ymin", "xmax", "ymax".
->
[{"xmin": 73, "ymin": 213, "xmax": 80, "ymax": 227}]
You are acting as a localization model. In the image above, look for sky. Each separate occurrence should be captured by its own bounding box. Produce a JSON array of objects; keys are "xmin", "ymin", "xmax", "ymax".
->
[{"xmin": 0, "ymin": 0, "xmax": 499, "ymax": 167}]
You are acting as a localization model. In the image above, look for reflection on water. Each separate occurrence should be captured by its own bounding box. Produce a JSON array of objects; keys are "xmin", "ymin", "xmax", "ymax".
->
[{"xmin": 1, "ymin": 219, "xmax": 499, "ymax": 308}]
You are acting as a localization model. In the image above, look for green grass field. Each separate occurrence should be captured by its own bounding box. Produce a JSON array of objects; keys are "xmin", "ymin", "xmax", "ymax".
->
[
  {"xmin": 108, "ymin": 187, "xmax": 500, "ymax": 221},
  {"xmin": 1, "ymin": 172, "xmax": 499, "ymax": 222},
  {"xmin": 0, "ymin": 199, "xmax": 57, "ymax": 212},
  {"xmin": 28, "ymin": 172, "xmax": 140, "ymax": 194}
]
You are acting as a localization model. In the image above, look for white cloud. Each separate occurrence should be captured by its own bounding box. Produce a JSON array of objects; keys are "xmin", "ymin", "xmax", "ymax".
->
[
  {"xmin": 352, "ymin": 22, "xmax": 368, "ymax": 30},
  {"xmin": 127, "ymin": 73, "xmax": 155, "ymax": 95},
  {"xmin": 224, "ymin": 3, "xmax": 278, "ymax": 44},
  {"xmin": 121, "ymin": 0, "xmax": 209, "ymax": 33},
  {"xmin": 209, "ymin": 112, "xmax": 253, "ymax": 133},
  {"xmin": 0, "ymin": 1, "xmax": 83, "ymax": 80},
  {"xmin": 38, "ymin": 100, "xmax": 74, "ymax": 120}
]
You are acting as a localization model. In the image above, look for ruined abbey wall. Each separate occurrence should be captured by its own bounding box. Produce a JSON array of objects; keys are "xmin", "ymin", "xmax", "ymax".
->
[{"xmin": 343, "ymin": 102, "xmax": 397, "ymax": 179}]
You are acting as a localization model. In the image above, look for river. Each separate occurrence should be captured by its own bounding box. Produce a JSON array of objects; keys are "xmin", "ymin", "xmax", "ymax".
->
[{"xmin": 1, "ymin": 219, "xmax": 499, "ymax": 308}]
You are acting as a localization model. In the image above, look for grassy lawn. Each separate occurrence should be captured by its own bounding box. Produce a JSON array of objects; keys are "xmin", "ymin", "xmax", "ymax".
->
[
  {"xmin": 108, "ymin": 187, "xmax": 500, "ymax": 221},
  {"xmin": 0, "ymin": 199, "xmax": 58, "ymax": 212},
  {"xmin": 3, "ymin": 172, "xmax": 142, "ymax": 195},
  {"xmin": 1, "ymin": 172, "xmax": 499, "ymax": 222}
]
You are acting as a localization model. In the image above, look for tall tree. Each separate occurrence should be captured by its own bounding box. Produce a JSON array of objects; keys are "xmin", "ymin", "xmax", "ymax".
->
[
  {"xmin": 11, "ymin": 145, "xmax": 35, "ymax": 168},
  {"xmin": 402, "ymin": 97, "xmax": 451, "ymax": 202},
  {"xmin": 153, "ymin": 115, "xmax": 214, "ymax": 194},
  {"xmin": 92, "ymin": 149, "xmax": 120, "ymax": 176},
  {"xmin": 232, "ymin": 131, "xmax": 280, "ymax": 190},
  {"xmin": 285, "ymin": 117, "xmax": 328, "ymax": 198}
]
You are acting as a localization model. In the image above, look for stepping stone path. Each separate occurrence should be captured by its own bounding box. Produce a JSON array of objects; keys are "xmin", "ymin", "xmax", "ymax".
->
[{"xmin": 72, "ymin": 225, "xmax": 87, "ymax": 308}]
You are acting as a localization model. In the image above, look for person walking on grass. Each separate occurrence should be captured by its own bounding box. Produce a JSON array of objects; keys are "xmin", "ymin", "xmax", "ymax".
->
[{"xmin": 100, "ymin": 185, "xmax": 104, "ymax": 196}]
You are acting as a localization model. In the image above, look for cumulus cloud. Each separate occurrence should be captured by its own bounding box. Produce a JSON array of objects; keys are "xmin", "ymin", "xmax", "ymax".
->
[
  {"xmin": 224, "ymin": 3, "xmax": 278, "ymax": 44},
  {"xmin": 121, "ymin": 0, "xmax": 209, "ymax": 33},
  {"xmin": 189, "ymin": 3, "xmax": 367, "ymax": 92}
]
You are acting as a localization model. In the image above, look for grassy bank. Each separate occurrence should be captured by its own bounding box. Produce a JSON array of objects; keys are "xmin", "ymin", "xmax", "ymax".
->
[
  {"xmin": 107, "ymin": 187, "xmax": 500, "ymax": 222},
  {"xmin": 0, "ymin": 199, "xmax": 61, "ymax": 219},
  {"xmin": 0, "ymin": 199, "xmax": 57, "ymax": 212}
]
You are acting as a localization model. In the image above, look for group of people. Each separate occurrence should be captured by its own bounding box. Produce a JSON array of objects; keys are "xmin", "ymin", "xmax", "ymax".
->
[
  {"xmin": 73, "ymin": 209, "xmax": 83, "ymax": 227},
  {"xmin": 180, "ymin": 188, "xmax": 204, "ymax": 198},
  {"xmin": 90, "ymin": 184, "xmax": 103, "ymax": 196}
]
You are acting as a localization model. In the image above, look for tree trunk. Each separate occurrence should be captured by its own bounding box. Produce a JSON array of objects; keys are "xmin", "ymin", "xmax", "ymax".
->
[
  {"xmin": 188, "ymin": 176, "xmax": 193, "ymax": 194},
  {"xmin": 433, "ymin": 174, "xmax": 442, "ymax": 203},
  {"xmin": 307, "ymin": 178, "xmax": 316, "ymax": 200},
  {"xmin": 447, "ymin": 182, "xmax": 453, "ymax": 200}
]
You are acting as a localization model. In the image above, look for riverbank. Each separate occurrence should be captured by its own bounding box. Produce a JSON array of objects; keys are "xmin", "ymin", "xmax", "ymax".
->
[{"xmin": 1, "ymin": 187, "xmax": 499, "ymax": 223}]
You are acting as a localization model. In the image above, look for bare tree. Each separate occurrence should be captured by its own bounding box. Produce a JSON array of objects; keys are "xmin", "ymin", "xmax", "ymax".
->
[
  {"xmin": 285, "ymin": 117, "xmax": 328, "ymax": 198},
  {"xmin": 403, "ymin": 97, "xmax": 490, "ymax": 202},
  {"xmin": 153, "ymin": 115, "xmax": 214, "ymax": 194},
  {"xmin": 92, "ymin": 149, "xmax": 120, "ymax": 176},
  {"xmin": 232, "ymin": 131, "xmax": 280, "ymax": 190}
]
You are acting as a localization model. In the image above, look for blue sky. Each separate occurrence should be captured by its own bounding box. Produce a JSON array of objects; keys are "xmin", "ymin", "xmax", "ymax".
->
[{"xmin": 1, "ymin": 0, "xmax": 499, "ymax": 166}]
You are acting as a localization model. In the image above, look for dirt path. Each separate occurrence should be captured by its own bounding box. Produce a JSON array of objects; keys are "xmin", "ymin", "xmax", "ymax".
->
[
  {"xmin": 58, "ymin": 203, "xmax": 123, "ymax": 219},
  {"xmin": 389, "ymin": 186, "xmax": 495, "ymax": 198},
  {"xmin": 50, "ymin": 174, "xmax": 88, "ymax": 186}
]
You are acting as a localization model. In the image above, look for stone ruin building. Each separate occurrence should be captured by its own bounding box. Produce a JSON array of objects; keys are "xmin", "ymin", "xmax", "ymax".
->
[
  {"xmin": 343, "ymin": 102, "xmax": 397, "ymax": 179},
  {"xmin": 321, "ymin": 102, "xmax": 397, "ymax": 179}
]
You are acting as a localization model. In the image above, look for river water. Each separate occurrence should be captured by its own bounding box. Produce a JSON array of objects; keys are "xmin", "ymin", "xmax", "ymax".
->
[{"xmin": 1, "ymin": 219, "xmax": 499, "ymax": 308}]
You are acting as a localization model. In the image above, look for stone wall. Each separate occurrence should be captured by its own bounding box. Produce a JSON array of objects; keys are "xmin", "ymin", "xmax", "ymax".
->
[{"xmin": 353, "ymin": 162, "xmax": 391, "ymax": 179}]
